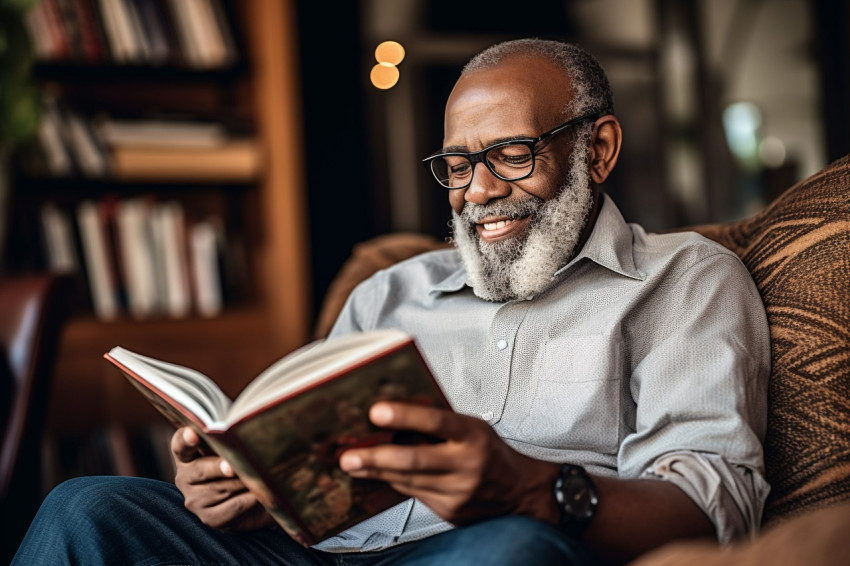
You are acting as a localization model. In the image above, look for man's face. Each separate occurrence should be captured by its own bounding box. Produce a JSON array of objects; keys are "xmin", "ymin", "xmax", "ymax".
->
[{"xmin": 444, "ymin": 55, "xmax": 597, "ymax": 301}]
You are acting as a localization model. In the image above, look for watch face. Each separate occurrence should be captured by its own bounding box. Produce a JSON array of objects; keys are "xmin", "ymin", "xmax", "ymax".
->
[
  {"xmin": 564, "ymin": 478, "xmax": 596, "ymax": 520},
  {"xmin": 556, "ymin": 465, "xmax": 598, "ymax": 526}
]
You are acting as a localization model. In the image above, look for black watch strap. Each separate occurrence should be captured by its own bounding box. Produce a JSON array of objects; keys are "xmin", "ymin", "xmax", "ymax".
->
[{"xmin": 553, "ymin": 464, "xmax": 598, "ymax": 536}]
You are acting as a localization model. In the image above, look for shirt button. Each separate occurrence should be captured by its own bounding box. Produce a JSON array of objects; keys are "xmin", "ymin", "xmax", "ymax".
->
[
  {"xmin": 496, "ymin": 339, "xmax": 508, "ymax": 350},
  {"xmin": 481, "ymin": 411, "xmax": 494, "ymax": 421}
]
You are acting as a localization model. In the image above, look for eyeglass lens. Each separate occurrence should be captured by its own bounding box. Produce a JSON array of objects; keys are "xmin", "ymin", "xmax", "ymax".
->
[{"xmin": 431, "ymin": 143, "xmax": 534, "ymax": 188}]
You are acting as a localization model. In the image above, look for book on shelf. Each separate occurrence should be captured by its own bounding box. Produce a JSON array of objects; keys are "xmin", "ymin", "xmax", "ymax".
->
[
  {"xmin": 94, "ymin": 117, "xmax": 229, "ymax": 148},
  {"xmin": 165, "ymin": 0, "xmax": 236, "ymax": 69},
  {"xmin": 109, "ymin": 138, "xmax": 262, "ymax": 181},
  {"xmin": 104, "ymin": 329, "xmax": 451, "ymax": 546},
  {"xmin": 24, "ymin": 2, "xmax": 54, "ymax": 60},
  {"xmin": 129, "ymin": 0, "xmax": 173, "ymax": 65},
  {"xmin": 40, "ymin": 202, "xmax": 80, "ymax": 274},
  {"xmin": 39, "ymin": 0, "xmax": 72, "ymax": 60},
  {"xmin": 95, "ymin": 0, "xmax": 137, "ymax": 63},
  {"xmin": 34, "ymin": 97, "xmax": 112, "ymax": 178},
  {"xmin": 36, "ymin": 95, "xmax": 74, "ymax": 176},
  {"xmin": 76, "ymin": 199, "xmax": 120, "ymax": 320},
  {"xmin": 147, "ymin": 200, "xmax": 190, "ymax": 318},
  {"xmin": 71, "ymin": 0, "xmax": 110, "ymax": 63},
  {"xmin": 64, "ymin": 110, "xmax": 110, "ymax": 177},
  {"xmin": 52, "ymin": 195, "xmax": 233, "ymax": 320},
  {"xmin": 30, "ymin": 96, "xmax": 258, "ymax": 181},
  {"xmin": 53, "ymin": 0, "xmax": 86, "ymax": 61},
  {"xmin": 188, "ymin": 218, "xmax": 223, "ymax": 317},
  {"xmin": 27, "ymin": 0, "xmax": 237, "ymax": 67},
  {"xmin": 115, "ymin": 197, "xmax": 159, "ymax": 318}
]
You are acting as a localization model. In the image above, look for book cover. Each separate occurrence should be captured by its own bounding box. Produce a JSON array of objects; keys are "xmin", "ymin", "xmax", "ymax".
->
[{"xmin": 104, "ymin": 332, "xmax": 450, "ymax": 545}]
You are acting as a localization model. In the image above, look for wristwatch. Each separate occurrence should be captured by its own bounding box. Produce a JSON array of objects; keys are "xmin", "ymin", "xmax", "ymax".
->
[{"xmin": 553, "ymin": 463, "xmax": 598, "ymax": 536}]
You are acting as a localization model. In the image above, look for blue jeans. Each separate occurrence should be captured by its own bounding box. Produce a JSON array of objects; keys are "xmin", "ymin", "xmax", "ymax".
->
[{"xmin": 12, "ymin": 476, "xmax": 601, "ymax": 565}]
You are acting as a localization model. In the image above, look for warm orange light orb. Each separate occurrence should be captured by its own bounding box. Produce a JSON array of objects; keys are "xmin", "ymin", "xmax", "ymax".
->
[
  {"xmin": 370, "ymin": 63, "xmax": 400, "ymax": 89},
  {"xmin": 375, "ymin": 41, "xmax": 405, "ymax": 65}
]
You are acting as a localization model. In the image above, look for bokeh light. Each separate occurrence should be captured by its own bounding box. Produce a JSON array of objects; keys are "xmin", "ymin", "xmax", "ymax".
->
[
  {"xmin": 370, "ymin": 63, "xmax": 400, "ymax": 90},
  {"xmin": 375, "ymin": 41, "xmax": 405, "ymax": 65}
]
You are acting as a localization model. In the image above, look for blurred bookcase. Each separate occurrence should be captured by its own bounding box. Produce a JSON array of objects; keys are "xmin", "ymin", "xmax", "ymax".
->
[{"xmin": 6, "ymin": 0, "xmax": 311, "ymax": 484}]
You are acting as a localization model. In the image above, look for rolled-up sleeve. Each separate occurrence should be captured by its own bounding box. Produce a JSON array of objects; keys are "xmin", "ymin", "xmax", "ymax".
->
[
  {"xmin": 644, "ymin": 452, "xmax": 769, "ymax": 542},
  {"xmin": 619, "ymin": 252, "xmax": 771, "ymax": 543}
]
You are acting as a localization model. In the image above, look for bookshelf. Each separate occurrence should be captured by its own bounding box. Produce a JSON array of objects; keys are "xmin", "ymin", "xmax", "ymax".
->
[{"xmin": 8, "ymin": 0, "xmax": 311, "ymax": 480}]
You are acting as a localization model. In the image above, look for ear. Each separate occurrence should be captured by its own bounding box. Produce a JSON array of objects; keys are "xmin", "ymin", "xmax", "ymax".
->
[{"xmin": 589, "ymin": 115, "xmax": 622, "ymax": 185}]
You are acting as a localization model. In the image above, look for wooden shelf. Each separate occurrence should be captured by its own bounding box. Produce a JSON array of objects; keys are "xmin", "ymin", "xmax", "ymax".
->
[
  {"xmin": 33, "ymin": 61, "xmax": 248, "ymax": 83},
  {"xmin": 13, "ymin": 176, "xmax": 258, "ymax": 194},
  {"xmin": 47, "ymin": 307, "xmax": 278, "ymax": 432}
]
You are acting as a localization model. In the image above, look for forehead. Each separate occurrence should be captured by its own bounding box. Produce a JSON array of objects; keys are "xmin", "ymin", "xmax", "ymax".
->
[{"xmin": 443, "ymin": 54, "xmax": 573, "ymax": 149}]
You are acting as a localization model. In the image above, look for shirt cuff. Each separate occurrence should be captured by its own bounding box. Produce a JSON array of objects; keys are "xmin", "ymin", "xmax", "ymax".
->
[{"xmin": 642, "ymin": 451, "xmax": 769, "ymax": 544}]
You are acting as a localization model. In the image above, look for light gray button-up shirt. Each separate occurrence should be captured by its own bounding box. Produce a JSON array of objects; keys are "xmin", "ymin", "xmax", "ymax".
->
[{"xmin": 316, "ymin": 195, "xmax": 770, "ymax": 552}]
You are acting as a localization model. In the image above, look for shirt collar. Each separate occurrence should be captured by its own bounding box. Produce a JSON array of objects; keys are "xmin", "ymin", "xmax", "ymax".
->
[
  {"xmin": 556, "ymin": 193, "xmax": 645, "ymax": 281},
  {"xmin": 430, "ymin": 261, "xmax": 468, "ymax": 294},
  {"xmin": 430, "ymin": 193, "xmax": 645, "ymax": 295}
]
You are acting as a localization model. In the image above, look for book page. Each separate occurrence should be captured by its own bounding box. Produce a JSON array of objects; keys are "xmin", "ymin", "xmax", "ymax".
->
[
  {"xmin": 108, "ymin": 346, "xmax": 232, "ymax": 426},
  {"xmin": 227, "ymin": 329, "xmax": 411, "ymax": 424}
]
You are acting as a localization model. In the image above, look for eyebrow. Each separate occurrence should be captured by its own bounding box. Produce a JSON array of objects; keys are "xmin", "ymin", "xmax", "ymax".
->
[{"xmin": 439, "ymin": 134, "xmax": 535, "ymax": 154}]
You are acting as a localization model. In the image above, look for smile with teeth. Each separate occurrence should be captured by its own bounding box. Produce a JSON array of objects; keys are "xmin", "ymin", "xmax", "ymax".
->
[
  {"xmin": 483, "ymin": 219, "xmax": 514, "ymax": 231},
  {"xmin": 475, "ymin": 215, "xmax": 531, "ymax": 241}
]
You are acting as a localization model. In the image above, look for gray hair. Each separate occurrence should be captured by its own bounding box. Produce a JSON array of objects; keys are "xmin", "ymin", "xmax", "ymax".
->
[{"xmin": 462, "ymin": 38, "xmax": 614, "ymax": 119}]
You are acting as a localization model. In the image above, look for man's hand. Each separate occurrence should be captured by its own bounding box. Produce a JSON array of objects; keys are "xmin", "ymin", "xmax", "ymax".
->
[
  {"xmin": 338, "ymin": 402, "xmax": 561, "ymax": 526},
  {"xmin": 172, "ymin": 427, "xmax": 274, "ymax": 532}
]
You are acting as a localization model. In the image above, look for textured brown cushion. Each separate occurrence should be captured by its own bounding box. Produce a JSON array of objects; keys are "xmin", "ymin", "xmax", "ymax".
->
[{"xmin": 689, "ymin": 153, "xmax": 850, "ymax": 526}]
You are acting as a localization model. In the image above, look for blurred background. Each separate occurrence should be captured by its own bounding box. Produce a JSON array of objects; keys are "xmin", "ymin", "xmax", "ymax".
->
[
  {"xmin": 303, "ymin": 0, "xmax": 847, "ymax": 315},
  {"xmin": 3, "ymin": 0, "xmax": 849, "ymax": 326},
  {"xmin": 0, "ymin": 0, "xmax": 847, "ymax": 535}
]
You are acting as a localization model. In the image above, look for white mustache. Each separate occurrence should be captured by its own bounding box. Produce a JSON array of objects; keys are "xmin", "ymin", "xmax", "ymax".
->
[{"xmin": 459, "ymin": 197, "xmax": 544, "ymax": 224}]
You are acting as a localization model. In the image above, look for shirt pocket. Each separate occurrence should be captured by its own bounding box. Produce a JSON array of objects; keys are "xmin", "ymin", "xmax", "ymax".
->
[{"xmin": 518, "ymin": 334, "xmax": 622, "ymax": 453}]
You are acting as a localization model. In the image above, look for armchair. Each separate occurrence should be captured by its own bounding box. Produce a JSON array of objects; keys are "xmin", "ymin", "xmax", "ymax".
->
[{"xmin": 0, "ymin": 274, "xmax": 74, "ymax": 564}]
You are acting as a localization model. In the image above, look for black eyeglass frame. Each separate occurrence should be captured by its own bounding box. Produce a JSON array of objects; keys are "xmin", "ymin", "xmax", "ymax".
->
[{"xmin": 421, "ymin": 109, "xmax": 610, "ymax": 190}]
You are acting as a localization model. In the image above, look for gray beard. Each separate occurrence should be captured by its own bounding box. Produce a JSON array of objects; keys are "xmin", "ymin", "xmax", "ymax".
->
[{"xmin": 451, "ymin": 144, "xmax": 593, "ymax": 302}]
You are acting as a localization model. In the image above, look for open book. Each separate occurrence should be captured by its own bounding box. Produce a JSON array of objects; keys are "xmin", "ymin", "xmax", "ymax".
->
[{"xmin": 104, "ymin": 329, "xmax": 450, "ymax": 546}]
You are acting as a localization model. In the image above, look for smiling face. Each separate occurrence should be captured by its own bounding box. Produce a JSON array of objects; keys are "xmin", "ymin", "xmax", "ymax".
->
[
  {"xmin": 445, "ymin": 54, "xmax": 580, "ymax": 220},
  {"xmin": 445, "ymin": 54, "xmax": 599, "ymax": 301}
]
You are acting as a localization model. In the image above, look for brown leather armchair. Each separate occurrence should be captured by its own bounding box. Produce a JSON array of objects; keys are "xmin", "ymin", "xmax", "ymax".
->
[{"xmin": 0, "ymin": 274, "xmax": 74, "ymax": 564}]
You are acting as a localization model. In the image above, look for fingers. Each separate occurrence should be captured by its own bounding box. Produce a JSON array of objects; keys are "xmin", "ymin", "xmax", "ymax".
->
[
  {"xmin": 171, "ymin": 427, "xmax": 206, "ymax": 463},
  {"xmin": 191, "ymin": 489, "xmax": 260, "ymax": 530},
  {"xmin": 341, "ymin": 441, "xmax": 454, "ymax": 472},
  {"xmin": 178, "ymin": 456, "xmax": 241, "ymax": 486},
  {"xmin": 340, "ymin": 403, "xmax": 490, "ymax": 479},
  {"xmin": 368, "ymin": 402, "xmax": 472, "ymax": 440},
  {"xmin": 169, "ymin": 428, "xmax": 272, "ymax": 532}
]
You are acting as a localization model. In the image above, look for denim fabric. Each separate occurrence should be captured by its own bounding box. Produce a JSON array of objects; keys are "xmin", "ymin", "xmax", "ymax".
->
[{"xmin": 12, "ymin": 476, "xmax": 600, "ymax": 566}]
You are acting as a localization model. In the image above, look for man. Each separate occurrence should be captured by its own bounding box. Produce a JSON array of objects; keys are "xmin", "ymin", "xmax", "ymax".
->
[{"xmin": 13, "ymin": 39, "xmax": 770, "ymax": 565}]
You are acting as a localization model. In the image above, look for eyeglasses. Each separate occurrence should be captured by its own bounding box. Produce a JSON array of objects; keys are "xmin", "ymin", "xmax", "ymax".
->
[{"xmin": 422, "ymin": 110, "xmax": 605, "ymax": 190}]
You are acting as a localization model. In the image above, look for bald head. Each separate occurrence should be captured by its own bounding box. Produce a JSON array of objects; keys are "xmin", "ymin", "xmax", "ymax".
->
[{"xmin": 462, "ymin": 39, "xmax": 614, "ymax": 119}]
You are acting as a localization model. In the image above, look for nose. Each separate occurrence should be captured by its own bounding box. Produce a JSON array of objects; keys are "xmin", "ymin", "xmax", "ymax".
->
[{"xmin": 464, "ymin": 161, "xmax": 510, "ymax": 205}]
